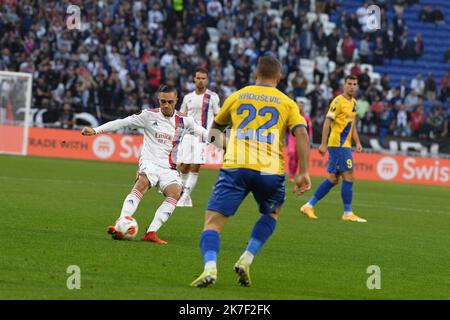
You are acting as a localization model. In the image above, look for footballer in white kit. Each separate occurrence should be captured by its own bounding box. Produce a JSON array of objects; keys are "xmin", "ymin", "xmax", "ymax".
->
[
  {"xmin": 81, "ymin": 85, "xmax": 208, "ymax": 244},
  {"xmin": 177, "ymin": 68, "xmax": 220, "ymax": 207}
]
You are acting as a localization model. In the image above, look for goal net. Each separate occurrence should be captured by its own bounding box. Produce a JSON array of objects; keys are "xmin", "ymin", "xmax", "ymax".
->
[{"xmin": 0, "ymin": 71, "xmax": 33, "ymax": 155}]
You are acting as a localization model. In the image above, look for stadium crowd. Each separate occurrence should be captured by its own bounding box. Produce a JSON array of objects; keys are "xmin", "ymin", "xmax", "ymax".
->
[{"xmin": 0, "ymin": 0, "xmax": 449, "ymax": 145}]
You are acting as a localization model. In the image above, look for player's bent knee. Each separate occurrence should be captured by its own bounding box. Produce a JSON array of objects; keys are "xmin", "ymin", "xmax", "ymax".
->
[
  {"xmin": 165, "ymin": 191, "xmax": 182, "ymax": 201},
  {"xmin": 267, "ymin": 205, "xmax": 282, "ymax": 220},
  {"xmin": 163, "ymin": 183, "xmax": 183, "ymax": 200},
  {"xmin": 328, "ymin": 176, "xmax": 339, "ymax": 185},
  {"xmin": 342, "ymin": 172, "xmax": 354, "ymax": 182},
  {"xmin": 135, "ymin": 175, "xmax": 150, "ymax": 193},
  {"xmin": 168, "ymin": 194, "xmax": 181, "ymax": 201},
  {"xmin": 268, "ymin": 212, "xmax": 280, "ymax": 221},
  {"xmin": 203, "ymin": 210, "xmax": 227, "ymax": 233}
]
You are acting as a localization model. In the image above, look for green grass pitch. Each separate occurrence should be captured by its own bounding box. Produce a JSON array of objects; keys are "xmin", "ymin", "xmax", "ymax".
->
[{"xmin": 1, "ymin": 154, "xmax": 449, "ymax": 299}]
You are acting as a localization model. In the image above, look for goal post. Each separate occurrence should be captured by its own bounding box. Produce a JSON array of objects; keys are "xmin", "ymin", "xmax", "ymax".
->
[{"xmin": 0, "ymin": 71, "xmax": 33, "ymax": 155}]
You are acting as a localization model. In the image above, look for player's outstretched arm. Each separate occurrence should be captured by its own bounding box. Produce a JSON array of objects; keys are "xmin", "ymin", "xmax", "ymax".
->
[
  {"xmin": 81, "ymin": 113, "xmax": 147, "ymax": 136},
  {"xmin": 293, "ymin": 126, "xmax": 311, "ymax": 197}
]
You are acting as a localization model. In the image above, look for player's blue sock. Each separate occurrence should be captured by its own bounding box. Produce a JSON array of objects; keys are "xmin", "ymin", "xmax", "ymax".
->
[
  {"xmin": 200, "ymin": 230, "xmax": 220, "ymax": 267},
  {"xmin": 341, "ymin": 180, "xmax": 353, "ymax": 212},
  {"xmin": 245, "ymin": 214, "xmax": 277, "ymax": 256},
  {"xmin": 308, "ymin": 179, "xmax": 335, "ymax": 206}
]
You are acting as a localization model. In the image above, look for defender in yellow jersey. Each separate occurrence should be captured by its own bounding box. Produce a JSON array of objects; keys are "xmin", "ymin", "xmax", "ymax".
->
[
  {"xmin": 326, "ymin": 92, "xmax": 357, "ymax": 148},
  {"xmin": 214, "ymin": 84, "xmax": 307, "ymax": 174},
  {"xmin": 191, "ymin": 57, "xmax": 312, "ymax": 288},
  {"xmin": 300, "ymin": 75, "xmax": 367, "ymax": 223}
]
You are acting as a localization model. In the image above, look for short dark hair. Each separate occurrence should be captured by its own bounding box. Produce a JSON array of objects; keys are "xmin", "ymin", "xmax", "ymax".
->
[
  {"xmin": 195, "ymin": 67, "xmax": 209, "ymax": 76},
  {"xmin": 344, "ymin": 75, "xmax": 358, "ymax": 82},
  {"xmin": 158, "ymin": 84, "xmax": 178, "ymax": 96},
  {"xmin": 256, "ymin": 56, "xmax": 281, "ymax": 79}
]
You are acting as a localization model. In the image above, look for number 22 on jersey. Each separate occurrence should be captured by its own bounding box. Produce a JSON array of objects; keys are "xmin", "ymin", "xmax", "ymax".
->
[{"xmin": 236, "ymin": 104, "xmax": 279, "ymax": 144}]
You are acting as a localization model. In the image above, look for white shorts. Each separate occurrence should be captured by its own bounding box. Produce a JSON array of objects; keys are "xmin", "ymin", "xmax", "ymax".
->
[
  {"xmin": 177, "ymin": 134, "xmax": 207, "ymax": 164},
  {"xmin": 138, "ymin": 160, "xmax": 182, "ymax": 193}
]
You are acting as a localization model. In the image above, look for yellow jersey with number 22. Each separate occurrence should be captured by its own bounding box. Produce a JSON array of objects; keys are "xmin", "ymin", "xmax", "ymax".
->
[{"xmin": 214, "ymin": 85, "xmax": 307, "ymax": 174}]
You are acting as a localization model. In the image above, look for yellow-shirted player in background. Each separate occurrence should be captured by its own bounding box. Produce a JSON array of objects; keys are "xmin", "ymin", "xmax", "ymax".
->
[
  {"xmin": 191, "ymin": 56, "xmax": 312, "ymax": 288},
  {"xmin": 300, "ymin": 75, "xmax": 366, "ymax": 222}
]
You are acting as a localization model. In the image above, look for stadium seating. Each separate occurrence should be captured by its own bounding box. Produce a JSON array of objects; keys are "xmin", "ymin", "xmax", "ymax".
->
[
  {"xmin": 332, "ymin": 0, "xmax": 450, "ymax": 87},
  {"xmin": 1, "ymin": 0, "xmax": 448, "ymax": 140}
]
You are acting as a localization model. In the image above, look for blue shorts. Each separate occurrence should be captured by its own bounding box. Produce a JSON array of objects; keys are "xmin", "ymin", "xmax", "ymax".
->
[
  {"xmin": 207, "ymin": 168, "xmax": 286, "ymax": 217},
  {"xmin": 327, "ymin": 147, "xmax": 353, "ymax": 174}
]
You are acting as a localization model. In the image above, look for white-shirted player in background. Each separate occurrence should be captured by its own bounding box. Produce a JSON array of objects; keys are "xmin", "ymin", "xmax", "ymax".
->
[
  {"xmin": 81, "ymin": 85, "xmax": 208, "ymax": 244},
  {"xmin": 177, "ymin": 68, "xmax": 221, "ymax": 207}
]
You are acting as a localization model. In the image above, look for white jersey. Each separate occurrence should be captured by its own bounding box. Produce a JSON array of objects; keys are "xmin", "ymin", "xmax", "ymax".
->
[
  {"xmin": 93, "ymin": 108, "xmax": 207, "ymax": 169},
  {"xmin": 180, "ymin": 89, "xmax": 220, "ymax": 129}
]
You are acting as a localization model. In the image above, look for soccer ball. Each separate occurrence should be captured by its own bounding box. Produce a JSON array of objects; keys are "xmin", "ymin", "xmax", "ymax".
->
[{"xmin": 114, "ymin": 216, "xmax": 138, "ymax": 240}]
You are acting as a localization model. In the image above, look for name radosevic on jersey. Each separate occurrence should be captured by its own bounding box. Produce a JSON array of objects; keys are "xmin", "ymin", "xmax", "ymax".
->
[
  {"xmin": 93, "ymin": 108, "xmax": 207, "ymax": 169},
  {"xmin": 180, "ymin": 89, "xmax": 220, "ymax": 129}
]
